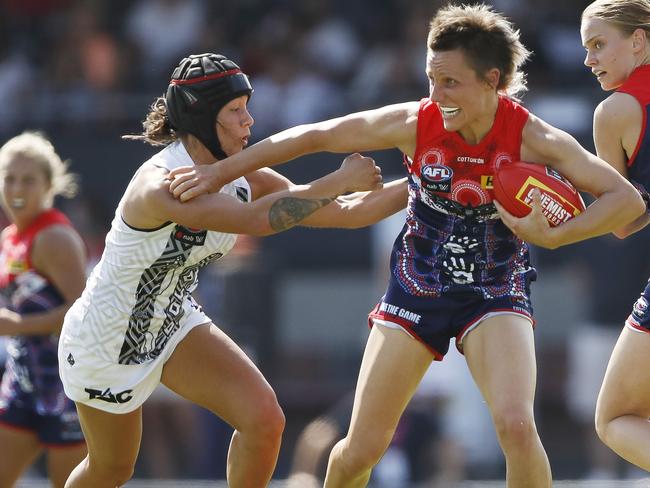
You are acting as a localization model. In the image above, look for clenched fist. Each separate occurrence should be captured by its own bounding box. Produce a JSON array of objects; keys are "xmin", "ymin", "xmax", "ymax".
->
[{"xmin": 337, "ymin": 153, "xmax": 383, "ymax": 193}]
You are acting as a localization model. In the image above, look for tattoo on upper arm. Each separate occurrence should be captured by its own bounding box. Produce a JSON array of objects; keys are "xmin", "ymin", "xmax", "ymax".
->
[{"xmin": 269, "ymin": 197, "xmax": 334, "ymax": 231}]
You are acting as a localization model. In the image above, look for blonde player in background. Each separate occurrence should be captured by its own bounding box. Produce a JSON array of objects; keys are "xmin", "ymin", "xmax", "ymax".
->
[
  {"xmin": 0, "ymin": 132, "xmax": 87, "ymax": 487},
  {"xmin": 580, "ymin": 0, "xmax": 650, "ymax": 472}
]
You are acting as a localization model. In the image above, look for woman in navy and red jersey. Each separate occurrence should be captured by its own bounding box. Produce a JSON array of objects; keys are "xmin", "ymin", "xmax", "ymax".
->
[
  {"xmin": 169, "ymin": 5, "xmax": 645, "ymax": 486},
  {"xmin": 580, "ymin": 0, "xmax": 650, "ymax": 472},
  {"xmin": 0, "ymin": 132, "xmax": 87, "ymax": 487}
]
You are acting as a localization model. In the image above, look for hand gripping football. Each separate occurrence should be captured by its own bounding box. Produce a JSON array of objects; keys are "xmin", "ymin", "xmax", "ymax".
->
[{"xmin": 493, "ymin": 161, "xmax": 586, "ymax": 227}]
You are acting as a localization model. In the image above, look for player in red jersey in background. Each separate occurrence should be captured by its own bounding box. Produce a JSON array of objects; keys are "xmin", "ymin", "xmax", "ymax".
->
[
  {"xmin": 580, "ymin": 0, "xmax": 650, "ymax": 472},
  {"xmin": 0, "ymin": 132, "xmax": 87, "ymax": 487},
  {"xmin": 169, "ymin": 5, "xmax": 644, "ymax": 486}
]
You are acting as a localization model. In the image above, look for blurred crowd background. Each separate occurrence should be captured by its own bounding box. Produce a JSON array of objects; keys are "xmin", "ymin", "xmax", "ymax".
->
[{"xmin": 2, "ymin": 0, "xmax": 650, "ymax": 485}]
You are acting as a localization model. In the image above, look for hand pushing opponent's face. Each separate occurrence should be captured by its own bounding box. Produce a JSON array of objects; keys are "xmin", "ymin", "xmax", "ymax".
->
[{"xmin": 215, "ymin": 95, "xmax": 254, "ymax": 157}]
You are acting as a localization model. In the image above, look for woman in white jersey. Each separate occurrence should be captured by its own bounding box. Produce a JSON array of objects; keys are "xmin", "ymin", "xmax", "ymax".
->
[{"xmin": 57, "ymin": 53, "xmax": 406, "ymax": 488}]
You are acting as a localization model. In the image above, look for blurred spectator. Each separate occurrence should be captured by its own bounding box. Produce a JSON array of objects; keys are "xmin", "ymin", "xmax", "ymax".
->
[
  {"xmin": 297, "ymin": 0, "xmax": 361, "ymax": 83},
  {"xmin": 0, "ymin": 51, "xmax": 35, "ymax": 133},
  {"xmin": 247, "ymin": 46, "xmax": 345, "ymax": 136},
  {"xmin": 1, "ymin": 0, "xmax": 71, "ymax": 16},
  {"xmin": 0, "ymin": 0, "xmax": 73, "ymax": 63},
  {"xmin": 125, "ymin": 0, "xmax": 207, "ymax": 85},
  {"xmin": 44, "ymin": 2, "xmax": 131, "ymax": 124}
]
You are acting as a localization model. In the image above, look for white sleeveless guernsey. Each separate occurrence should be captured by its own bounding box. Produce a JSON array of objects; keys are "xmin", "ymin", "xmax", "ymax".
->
[{"xmin": 59, "ymin": 142, "xmax": 251, "ymax": 412}]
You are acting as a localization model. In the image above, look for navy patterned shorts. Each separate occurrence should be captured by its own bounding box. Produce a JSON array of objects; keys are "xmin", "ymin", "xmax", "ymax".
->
[{"xmin": 369, "ymin": 277, "xmax": 534, "ymax": 360}]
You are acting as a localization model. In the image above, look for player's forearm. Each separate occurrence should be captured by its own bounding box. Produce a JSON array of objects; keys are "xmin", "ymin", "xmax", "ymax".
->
[
  {"xmin": 549, "ymin": 186, "xmax": 645, "ymax": 247},
  {"xmin": 247, "ymin": 169, "xmax": 354, "ymax": 235},
  {"xmin": 356, "ymin": 177, "xmax": 409, "ymax": 224},
  {"xmin": 613, "ymin": 212, "xmax": 650, "ymax": 239},
  {"xmin": 218, "ymin": 124, "xmax": 325, "ymax": 184},
  {"xmin": 0, "ymin": 306, "xmax": 69, "ymax": 336},
  {"xmin": 301, "ymin": 178, "xmax": 407, "ymax": 228}
]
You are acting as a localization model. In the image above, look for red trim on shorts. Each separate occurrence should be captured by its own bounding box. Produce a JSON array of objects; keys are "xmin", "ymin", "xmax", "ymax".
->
[
  {"xmin": 626, "ymin": 316, "xmax": 650, "ymax": 333},
  {"xmin": 455, "ymin": 308, "xmax": 535, "ymax": 353},
  {"xmin": 368, "ymin": 305, "xmax": 444, "ymax": 360}
]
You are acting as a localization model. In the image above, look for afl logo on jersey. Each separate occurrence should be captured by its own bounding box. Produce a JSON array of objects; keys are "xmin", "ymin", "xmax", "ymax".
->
[{"xmin": 421, "ymin": 164, "xmax": 453, "ymax": 193}]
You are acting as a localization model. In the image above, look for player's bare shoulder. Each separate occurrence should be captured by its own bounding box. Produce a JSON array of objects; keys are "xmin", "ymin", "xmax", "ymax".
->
[
  {"xmin": 521, "ymin": 111, "xmax": 577, "ymax": 165},
  {"xmin": 597, "ymin": 91, "xmax": 642, "ymax": 116},
  {"xmin": 595, "ymin": 92, "xmax": 643, "ymax": 135},
  {"xmin": 522, "ymin": 112, "xmax": 558, "ymax": 143},
  {"xmin": 135, "ymin": 162, "xmax": 171, "ymax": 193},
  {"xmin": 122, "ymin": 162, "xmax": 175, "ymax": 228},
  {"xmin": 34, "ymin": 223, "xmax": 82, "ymax": 245},
  {"xmin": 32, "ymin": 223, "xmax": 86, "ymax": 271}
]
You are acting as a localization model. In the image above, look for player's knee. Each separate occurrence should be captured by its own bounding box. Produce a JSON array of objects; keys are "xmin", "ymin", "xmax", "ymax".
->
[
  {"xmin": 263, "ymin": 403, "xmax": 286, "ymax": 445},
  {"xmin": 112, "ymin": 466, "xmax": 136, "ymax": 486},
  {"xmin": 332, "ymin": 434, "xmax": 390, "ymax": 473},
  {"xmin": 247, "ymin": 390, "xmax": 285, "ymax": 443},
  {"xmin": 492, "ymin": 408, "xmax": 537, "ymax": 449},
  {"xmin": 88, "ymin": 458, "xmax": 136, "ymax": 486},
  {"xmin": 594, "ymin": 409, "xmax": 611, "ymax": 444}
]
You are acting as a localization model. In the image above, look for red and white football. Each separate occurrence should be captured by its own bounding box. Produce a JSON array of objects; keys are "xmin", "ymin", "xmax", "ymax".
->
[{"xmin": 493, "ymin": 161, "xmax": 586, "ymax": 227}]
